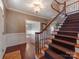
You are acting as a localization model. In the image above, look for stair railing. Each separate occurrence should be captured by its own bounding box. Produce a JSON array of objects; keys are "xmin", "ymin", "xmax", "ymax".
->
[
  {"xmin": 35, "ymin": 0, "xmax": 66, "ymax": 55},
  {"xmin": 35, "ymin": 0, "xmax": 79, "ymax": 56},
  {"xmin": 66, "ymin": 0, "xmax": 79, "ymax": 14},
  {"xmin": 51, "ymin": 0, "xmax": 65, "ymax": 13}
]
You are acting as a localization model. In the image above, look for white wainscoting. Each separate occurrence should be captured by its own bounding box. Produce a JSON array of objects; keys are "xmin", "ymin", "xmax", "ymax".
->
[
  {"xmin": 0, "ymin": 33, "xmax": 26, "ymax": 59},
  {"xmin": 5, "ymin": 33, "xmax": 26, "ymax": 47},
  {"xmin": 0, "ymin": 35, "xmax": 6, "ymax": 59}
]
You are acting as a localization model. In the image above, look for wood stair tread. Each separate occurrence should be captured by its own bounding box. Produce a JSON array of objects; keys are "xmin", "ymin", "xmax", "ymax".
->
[
  {"xmin": 52, "ymin": 34, "xmax": 78, "ymax": 39},
  {"xmin": 50, "ymin": 43, "xmax": 79, "ymax": 59},
  {"xmin": 50, "ymin": 43, "xmax": 75, "ymax": 56},
  {"xmin": 75, "ymin": 44, "xmax": 79, "ymax": 48},
  {"xmin": 65, "ymin": 20, "xmax": 79, "ymax": 23},
  {"xmin": 61, "ymin": 27, "xmax": 79, "ymax": 28},
  {"xmin": 63, "ymin": 23, "xmax": 79, "ymax": 25},
  {"xmin": 66, "ymin": 19, "xmax": 79, "ymax": 21},
  {"xmin": 53, "ymin": 39, "xmax": 79, "ymax": 48},
  {"xmin": 40, "ymin": 56, "xmax": 47, "ymax": 59},
  {"xmin": 46, "ymin": 49, "xmax": 65, "ymax": 59},
  {"xmin": 56, "ymin": 31, "xmax": 79, "ymax": 33},
  {"xmin": 67, "ymin": 20, "xmax": 79, "ymax": 22},
  {"xmin": 74, "ymin": 53, "xmax": 79, "ymax": 59},
  {"xmin": 53, "ymin": 39, "xmax": 75, "ymax": 46}
]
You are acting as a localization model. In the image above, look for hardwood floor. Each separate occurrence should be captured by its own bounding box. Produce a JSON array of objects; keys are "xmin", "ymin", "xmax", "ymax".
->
[
  {"xmin": 4, "ymin": 50, "xmax": 21, "ymax": 59},
  {"xmin": 25, "ymin": 43, "xmax": 35, "ymax": 59},
  {"xmin": 3, "ymin": 43, "xmax": 26, "ymax": 59}
]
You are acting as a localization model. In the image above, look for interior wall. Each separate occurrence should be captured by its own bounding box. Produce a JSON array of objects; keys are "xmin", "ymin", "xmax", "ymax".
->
[{"xmin": 5, "ymin": 9, "xmax": 48, "ymax": 33}]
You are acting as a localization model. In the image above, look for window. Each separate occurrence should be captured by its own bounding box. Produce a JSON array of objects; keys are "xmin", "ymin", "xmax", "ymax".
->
[{"xmin": 25, "ymin": 20, "xmax": 40, "ymax": 39}]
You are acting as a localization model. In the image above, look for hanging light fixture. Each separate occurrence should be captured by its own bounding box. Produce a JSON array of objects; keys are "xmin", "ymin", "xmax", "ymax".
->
[{"xmin": 32, "ymin": 0, "xmax": 43, "ymax": 13}]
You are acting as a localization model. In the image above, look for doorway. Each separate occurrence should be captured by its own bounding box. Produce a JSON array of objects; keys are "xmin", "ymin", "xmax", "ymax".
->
[{"xmin": 25, "ymin": 20, "xmax": 40, "ymax": 43}]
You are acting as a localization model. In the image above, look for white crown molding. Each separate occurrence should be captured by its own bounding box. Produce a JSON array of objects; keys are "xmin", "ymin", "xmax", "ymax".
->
[{"xmin": 8, "ymin": 7, "xmax": 51, "ymax": 20}]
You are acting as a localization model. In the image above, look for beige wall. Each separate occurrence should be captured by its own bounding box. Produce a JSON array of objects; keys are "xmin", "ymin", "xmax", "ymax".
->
[{"xmin": 5, "ymin": 9, "xmax": 48, "ymax": 33}]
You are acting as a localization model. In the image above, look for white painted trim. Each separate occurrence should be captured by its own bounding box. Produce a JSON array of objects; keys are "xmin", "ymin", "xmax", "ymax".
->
[
  {"xmin": 0, "ymin": 48, "xmax": 6, "ymax": 59},
  {"xmin": 78, "ymin": 33, "xmax": 79, "ymax": 38},
  {"xmin": 5, "ymin": 33, "xmax": 26, "ymax": 47},
  {"xmin": 8, "ymin": 7, "xmax": 50, "ymax": 19},
  {"xmin": 75, "ymin": 48, "xmax": 79, "ymax": 53}
]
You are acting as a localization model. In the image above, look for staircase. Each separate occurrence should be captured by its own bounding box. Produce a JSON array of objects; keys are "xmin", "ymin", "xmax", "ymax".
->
[
  {"xmin": 35, "ymin": 0, "xmax": 79, "ymax": 59},
  {"xmin": 40, "ymin": 13, "xmax": 79, "ymax": 59}
]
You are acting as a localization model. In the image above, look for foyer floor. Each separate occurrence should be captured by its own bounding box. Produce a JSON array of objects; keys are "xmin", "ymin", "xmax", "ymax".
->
[{"xmin": 25, "ymin": 43, "xmax": 35, "ymax": 59}]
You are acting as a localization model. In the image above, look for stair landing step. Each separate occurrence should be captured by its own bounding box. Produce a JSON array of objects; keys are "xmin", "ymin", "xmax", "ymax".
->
[{"xmin": 46, "ymin": 49, "xmax": 65, "ymax": 59}]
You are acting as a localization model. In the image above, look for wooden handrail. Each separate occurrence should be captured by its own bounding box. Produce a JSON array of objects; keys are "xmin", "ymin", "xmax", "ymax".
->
[
  {"xmin": 55, "ymin": 0, "xmax": 64, "ymax": 5},
  {"xmin": 52, "ymin": 0, "xmax": 79, "ymax": 14},
  {"xmin": 36, "ymin": 9, "xmax": 65, "ymax": 34},
  {"xmin": 51, "ymin": 0, "xmax": 65, "ymax": 13},
  {"xmin": 51, "ymin": 4, "xmax": 60, "ymax": 13},
  {"xmin": 36, "ymin": 1, "xmax": 79, "ymax": 34}
]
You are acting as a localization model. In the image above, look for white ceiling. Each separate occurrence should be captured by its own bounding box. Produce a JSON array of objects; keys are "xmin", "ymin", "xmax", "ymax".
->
[{"xmin": 3, "ymin": 0, "xmax": 55, "ymax": 19}]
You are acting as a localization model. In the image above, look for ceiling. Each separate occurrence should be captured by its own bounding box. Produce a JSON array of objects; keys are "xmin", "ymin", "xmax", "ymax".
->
[{"xmin": 3, "ymin": 0, "xmax": 56, "ymax": 19}]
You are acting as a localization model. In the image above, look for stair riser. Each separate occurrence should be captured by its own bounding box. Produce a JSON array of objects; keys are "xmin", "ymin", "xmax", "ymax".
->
[
  {"xmin": 68, "ymin": 14, "xmax": 79, "ymax": 19},
  {"xmin": 64, "ymin": 20, "xmax": 79, "ymax": 24},
  {"xmin": 61, "ymin": 27, "xmax": 79, "ymax": 29},
  {"xmin": 68, "ymin": 17, "xmax": 79, "ymax": 20},
  {"xmin": 64, "ymin": 22, "xmax": 79, "ymax": 25},
  {"xmin": 55, "ymin": 35, "xmax": 76, "ymax": 43},
  {"xmin": 52, "ymin": 40, "xmax": 75, "ymax": 51},
  {"xmin": 60, "ymin": 28, "xmax": 79, "ymax": 31},
  {"xmin": 49, "ymin": 45, "xmax": 66, "ymax": 55},
  {"xmin": 66, "ymin": 17, "xmax": 79, "ymax": 20},
  {"xmin": 66, "ymin": 17, "xmax": 79, "ymax": 21},
  {"xmin": 49, "ymin": 45, "xmax": 73, "ymax": 59},
  {"xmin": 58, "ymin": 32, "xmax": 77, "ymax": 37},
  {"xmin": 62, "ymin": 24, "xmax": 79, "ymax": 28},
  {"xmin": 63, "ymin": 22, "xmax": 79, "ymax": 26}
]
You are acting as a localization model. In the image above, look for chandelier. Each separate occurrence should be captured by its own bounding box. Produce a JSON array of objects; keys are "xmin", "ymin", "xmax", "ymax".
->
[{"xmin": 32, "ymin": 0, "xmax": 43, "ymax": 13}]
